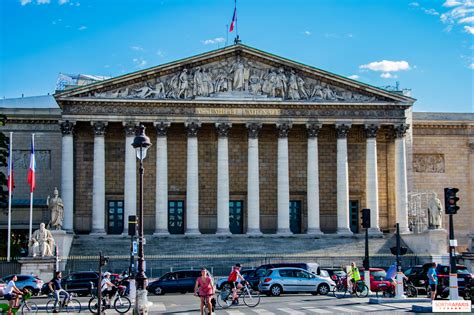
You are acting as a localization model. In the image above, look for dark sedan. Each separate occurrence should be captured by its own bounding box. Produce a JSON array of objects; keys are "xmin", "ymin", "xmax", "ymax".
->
[
  {"xmin": 147, "ymin": 270, "xmax": 211, "ymax": 295},
  {"xmin": 41, "ymin": 271, "xmax": 100, "ymax": 296}
]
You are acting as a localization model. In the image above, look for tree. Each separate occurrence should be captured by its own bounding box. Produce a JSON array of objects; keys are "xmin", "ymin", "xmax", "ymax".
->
[{"xmin": 0, "ymin": 114, "xmax": 8, "ymax": 209}]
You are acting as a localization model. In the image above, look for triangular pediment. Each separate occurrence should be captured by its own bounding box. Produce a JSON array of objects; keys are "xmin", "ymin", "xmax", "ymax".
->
[{"xmin": 54, "ymin": 44, "xmax": 414, "ymax": 104}]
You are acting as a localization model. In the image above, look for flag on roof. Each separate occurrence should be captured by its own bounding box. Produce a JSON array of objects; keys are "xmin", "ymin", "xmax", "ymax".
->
[{"xmin": 229, "ymin": 5, "xmax": 237, "ymax": 32}]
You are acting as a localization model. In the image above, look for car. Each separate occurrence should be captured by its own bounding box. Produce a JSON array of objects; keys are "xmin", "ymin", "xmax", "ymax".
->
[
  {"xmin": 323, "ymin": 268, "xmax": 347, "ymax": 282},
  {"xmin": 147, "ymin": 270, "xmax": 213, "ymax": 295},
  {"xmin": 216, "ymin": 268, "xmax": 256, "ymax": 290},
  {"xmin": 359, "ymin": 268, "xmax": 393, "ymax": 293},
  {"xmin": 61, "ymin": 271, "xmax": 99, "ymax": 296},
  {"xmin": 258, "ymin": 267, "xmax": 335, "ymax": 297},
  {"xmin": 1, "ymin": 275, "xmax": 43, "ymax": 295},
  {"xmin": 406, "ymin": 263, "xmax": 473, "ymax": 299},
  {"xmin": 0, "ymin": 280, "xmax": 6, "ymax": 292},
  {"xmin": 246, "ymin": 263, "xmax": 320, "ymax": 290}
]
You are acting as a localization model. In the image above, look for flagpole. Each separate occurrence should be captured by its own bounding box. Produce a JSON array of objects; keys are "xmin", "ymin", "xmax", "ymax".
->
[
  {"xmin": 7, "ymin": 132, "xmax": 13, "ymax": 262},
  {"xmin": 29, "ymin": 133, "xmax": 35, "ymax": 241},
  {"xmin": 235, "ymin": 0, "xmax": 238, "ymax": 41}
]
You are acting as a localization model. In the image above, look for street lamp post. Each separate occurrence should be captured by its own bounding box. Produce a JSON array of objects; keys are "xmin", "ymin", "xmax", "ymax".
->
[{"xmin": 132, "ymin": 125, "xmax": 152, "ymax": 314}]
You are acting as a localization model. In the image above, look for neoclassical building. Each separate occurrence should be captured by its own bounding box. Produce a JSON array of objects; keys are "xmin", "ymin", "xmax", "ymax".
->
[{"xmin": 1, "ymin": 44, "xmax": 473, "ymax": 250}]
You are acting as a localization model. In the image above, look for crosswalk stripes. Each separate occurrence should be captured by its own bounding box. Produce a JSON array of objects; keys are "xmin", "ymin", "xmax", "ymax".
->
[
  {"xmin": 251, "ymin": 309, "xmax": 276, "ymax": 315},
  {"xmin": 149, "ymin": 301, "xmax": 166, "ymax": 312},
  {"xmin": 351, "ymin": 304, "xmax": 385, "ymax": 311},
  {"xmin": 277, "ymin": 307, "xmax": 307, "ymax": 314},
  {"xmin": 224, "ymin": 309, "xmax": 247, "ymax": 315},
  {"xmin": 330, "ymin": 305, "xmax": 363, "ymax": 313},
  {"xmin": 304, "ymin": 307, "xmax": 333, "ymax": 313}
]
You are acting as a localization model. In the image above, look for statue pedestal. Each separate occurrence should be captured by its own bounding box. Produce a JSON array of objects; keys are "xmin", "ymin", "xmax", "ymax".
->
[
  {"xmin": 402, "ymin": 229, "xmax": 449, "ymax": 263},
  {"xmin": 51, "ymin": 230, "xmax": 74, "ymax": 271},
  {"xmin": 18, "ymin": 257, "xmax": 56, "ymax": 282}
]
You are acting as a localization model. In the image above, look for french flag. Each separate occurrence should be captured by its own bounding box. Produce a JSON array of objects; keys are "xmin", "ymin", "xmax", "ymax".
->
[
  {"xmin": 27, "ymin": 135, "xmax": 36, "ymax": 193},
  {"xmin": 229, "ymin": 6, "xmax": 237, "ymax": 32},
  {"xmin": 7, "ymin": 145, "xmax": 14, "ymax": 193}
]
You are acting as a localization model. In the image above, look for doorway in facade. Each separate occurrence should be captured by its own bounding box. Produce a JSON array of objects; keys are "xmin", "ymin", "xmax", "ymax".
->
[
  {"xmin": 168, "ymin": 200, "xmax": 185, "ymax": 234},
  {"xmin": 229, "ymin": 200, "xmax": 244, "ymax": 234},
  {"xmin": 349, "ymin": 200, "xmax": 359, "ymax": 233},
  {"xmin": 107, "ymin": 200, "xmax": 124, "ymax": 234},
  {"xmin": 290, "ymin": 200, "xmax": 302, "ymax": 234}
]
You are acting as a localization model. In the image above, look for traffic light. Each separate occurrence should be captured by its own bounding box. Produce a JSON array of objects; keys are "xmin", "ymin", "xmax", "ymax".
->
[
  {"xmin": 128, "ymin": 215, "xmax": 137, "ymax": 236},
  {"xmin": 444, "ymin": 188, "xmax": 460, "ymax": 215},
  {"xmin": 361, "ymin": 208, "xmax": 370, "ymax": 228}
]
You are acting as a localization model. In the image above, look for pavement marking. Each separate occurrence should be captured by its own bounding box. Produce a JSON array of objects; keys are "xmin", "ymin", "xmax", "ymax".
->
[
  {"xmin": 352, "ymin": 304, "xmax": 385, "ymax": 311},
  {"xmin": 225, "ymin": 309, "xmax": 247, "ymax": 315},
  {"xmin": 303, "ymin": 307, "xmax": 333, "ymax": 313},
  {"xmin": 330, "ymin": 305, "xmax": 363, "ymax": 313},
  {"xmin": 277, "ymin": 307, "xmax": 306, "ymax": 315},
  {"xmin": 150, "ymin": 302, "xmax": 166, "ymax": 311},
  {"xmin": 252, "ymin": 309, "xmax": 276, "ymax": 315}
]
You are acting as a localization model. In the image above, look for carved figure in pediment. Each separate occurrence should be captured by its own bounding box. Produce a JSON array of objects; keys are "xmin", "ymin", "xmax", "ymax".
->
[
  {"xmin": 309, "ymin": 84, "xmax": 324, "ymax": 100},
  {"xmin": 248, "ymin": 72, "xmax": 262, "ymax": 95},
  {"xmin": 134, "ymin": 83, "xmax": 154, "ymax": 98},
  {"xmin": 178, "ymin": 68, "xmax": 190, "ymax": 98},
  {"xmin": 215, "ymin": 70, "xmax": 230, "ymax": 93},
  {"xmin": 202, "ymin": 69, "xmax": 214, "ymax": 95},
  {"xmin": 297, "ymin": 76, "xmax": 308, "ymax": 99},
  {"xmin": 274, "ymin": 68, "xmax": 287, "ymax": 98},
  {"xmin": 262, "ymin": 70, "xmax": 275, "ymax": 95},
  {"xmin": 151, "ymin": 80, "xmax": 166, "ymax": 99},
  {"xmin": 193, "ymin": 67, "xmax": 205, "ymax": 96},
  {"xmin": 288, "ymin": 71, "xmax": 300, "ymax": 100},
  {"xmin": 231, "ymin": 56, "xmax": 245, "ymax": 91},
  {"xmin": 321, "ymin": 82, "xmax": 336, "ymax": 100}
]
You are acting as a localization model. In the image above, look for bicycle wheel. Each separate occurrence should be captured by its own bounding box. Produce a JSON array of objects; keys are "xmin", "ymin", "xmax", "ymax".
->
[
  {"xmin": 114, "ymin": 296, "xmax": 131, "ymax": 314},
  {"xmin": 88, "ymin": 297, "xmax": 104, "ymax": 313},
  {"xmin": 243, "ymin": 287, "xmax": 260, "ymax": 307},
  {"xmin": 332, "ymin": 284, "xmax": 347, "ymax": 299},
  {"xmin": 45, "ymin": 300, "xmax": 56, "ymax": 313},
  {"xmin": 405, "ymin": 284, "xmax": 418, "ymax": 298},
  {"xmin": 21, "ymin": 301, "xmax": 38, "ymax": 314},
  {"xmin": 216, "ymin": 289, "xmax": 233, "ymax": 309},
  {"xmin": 355, "ymin": 282, "xmax": 369, "ymax": 298},
  {"xmin": 67, "ymin": 298, "xmax": 82, "ymax": 313}
]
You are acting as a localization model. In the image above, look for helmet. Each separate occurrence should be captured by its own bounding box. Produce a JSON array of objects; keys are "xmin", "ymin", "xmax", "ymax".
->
[{"xmin": 104, "ymin": 272, "xmax": 111, "ymax": 277}]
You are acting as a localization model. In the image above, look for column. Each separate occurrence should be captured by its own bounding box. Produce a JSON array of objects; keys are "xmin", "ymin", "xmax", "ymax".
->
[
  {"xmin": 185, "ymin": 122, "xmax": 201, "ymax": 235},
  {"xmin": 122, "ymin": 122, "xmax": 137, "ymax": 235},
  {"xmin": 306, "ymin": 123, "xmax": 323, "ymax": 235},
  {"xmin": 216, "ymin": 123, "xmax": 231, "ymax": 234},
  {"xmin": 247, "ymin": 123, "xmax": 262, "ymax": 235},
  {"xmin": 394, "ymin": 124, "xmax": 410, "ymax": 234},
  {"xmin": 154, "ymin": 122, "xmax": 170, "ymax": 235},
  {"xmin": 336, "ymin": 124, "xmax": 352, "ymax": 235},
  {"xmin": 60, "ymin": 121, "xmax": 75, "ymax": 232},
  {"xmin": 91, "ymin": 121, "xmax": 107, "ymax": 234},
  {"xmin": 365, "ymin": 124, "xmax": 382, "ymax": 234},
  {"xmin": 277, "ymin": 123, "xmax": 292, "ymax": 235}
]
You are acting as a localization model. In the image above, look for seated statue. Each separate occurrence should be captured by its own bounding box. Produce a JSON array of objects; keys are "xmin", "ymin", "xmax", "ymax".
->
[{"xmin": 29, "ymin": 223, "xmax": 55, "ymax": 257}]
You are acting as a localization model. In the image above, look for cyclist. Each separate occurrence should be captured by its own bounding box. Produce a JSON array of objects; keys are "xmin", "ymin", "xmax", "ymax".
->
[
  {"xmin": 194, "ymin": 268, "xmax": 214, "ymax": 315},
  {"xmin": 101, "ymin": 272, "xmax": 117, "ymax": 307},
  {"xmin": 2, "ymin": 275, "xmax": 23, "ymax": 315},
  {"xmin": 347, "ymin": 262, "xmax": 361, "ymax": 294},
  {"xmin": 48, "ymin": 271, "xmax": 69, "ymax": 313},
  {"xmin": 228, "ymin": 263, "xmax": 246, "ymax": 304}
]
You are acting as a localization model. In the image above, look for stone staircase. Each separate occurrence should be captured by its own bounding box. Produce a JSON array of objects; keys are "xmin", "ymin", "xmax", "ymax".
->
[{"xmin": 65, "ymin": 234, "xmax": 418, "ymax": 276}]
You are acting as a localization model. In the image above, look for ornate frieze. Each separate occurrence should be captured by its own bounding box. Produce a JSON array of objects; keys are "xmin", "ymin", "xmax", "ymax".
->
[
  {"xmin": 394, "ymin": 124, "xmax": 409, "ymax": 138},
  {"xmin": 306, "ymin": 123, "xmax": 321, "ymax": 138},
  {"xmin": 92, "ymin": 121, "xmax": 107, "ymax": 136},
  {"xmin": 123, "ymin": 122, "xmax": 137, "ymax": 136},
  {"xmin": 216, "ymin": 122, "xmax": 232, "ymax": 137},
  {"xmin": 13, "ymin": 150, "xmax": 51, "ymax": 170},
  {"xmin": 413, "ymin": 154, "xmax": 445, "ymax": 173},
  {"xmin": 185, "ymin": 121, "xmax": 201, "ymax": 137},
  {"xmin": 155, "ymin": 122, "xmax": 170, "ymax": 137},
  {"xmin": 364, "ymin": 124, "xmax": 379, "ymax": 138},
  {"xmin": 247, "ymin": 123, "xmax": 262, "ymax": 139},
  {"xmin": 335, "ymin": 124, "xmax": 350, "ymax": 139},
  {"xmin": 277, "ymin": 123, "xmax": 292, "ymax": 138},
  {"xmin": 60, "ymin": 121, "xmax": 75, "ymax": 135}
]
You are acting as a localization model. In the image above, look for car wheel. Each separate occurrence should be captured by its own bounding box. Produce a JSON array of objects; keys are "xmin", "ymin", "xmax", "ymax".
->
[
  {"xmin": 318, "ymin": 283, "xmax": 330, "ymax": 295},
  {"xmin": 154, "ymin": 286, "xmax": 164, "ymax": 295},
  {"xmin": 270, "ymin": 285, "xmax": 282, "ymax": 297}
]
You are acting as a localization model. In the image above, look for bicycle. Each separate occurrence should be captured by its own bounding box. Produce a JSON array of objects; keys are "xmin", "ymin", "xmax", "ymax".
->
[
  {"xmin": 195, "ymin": 292, "xmax": 216, "ymax": 315},
  {"xmin": 8, "ymin": 289, "xmax": 38, "ymax": 314},
  {"xmin": 45, "ymin": 291, "xmax": 81, "ymax": 313},
  {"xmin": 216, "ymin": 282, "xmax": 260, "ymax": 309},
  {"xmin": 88, "ymin": 285, "xmax": 131, "ymax": 314},
  {"xmin": 374, "ymin": 279, "xmax": 418, "ymax": 298},
  {"xmin": 331, "ymin": 277, "xmax": 369, "ymax": 298}
]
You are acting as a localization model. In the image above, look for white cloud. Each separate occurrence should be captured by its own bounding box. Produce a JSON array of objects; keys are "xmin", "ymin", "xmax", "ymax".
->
[
  {"xmin": 465, "ymin": 25, "xmax": 474, "ymax": 34},
  {"xmin": 59, "ymin": 0, "xmax": 69, "ymax": 4},
  {"xmin": 78, "ymin": 25, "xmax": 87, "ymax": 31},
  {"xmin": 20, "ymin": 0, "xmax": 32, "ymax": 5},
  {"xmin": 130, "ymin": 46, "xmax": 144, "ymax": 51},
  {"xmin": 469, "ymin": 63, "xmax": 474, "ymax": 69},
  {"xmin": 156, "ymin": 50, "xmax": 165, "ymax": 57},
  {"xmin": 409, "ymin": 2, "xmax": 420, "ymax": 7},
  {"xmin": 304, "ymin": 30, "xmax": 311, "ymax": 36},
  {"xmin": 360, "ymin": 60, "xmax": 411, "ymax": 72},
  {"xmin": 202, "ymin": 37, "xmax": 225, "ymax": 45},
  {"xmin": 422, "ymin": 8, "xmax": 439, "ymax": 15},
  {"xmin": 459, "ymin": 16, "xmax": 474, "ymax": 23},
  {"xmin": 380, "ymin": 72, "xmax": 398, "ymax": 79},
  {"xmin": 348, "ymin": 75, "xmax": 360, "ymax": 80},
  {"xmin": 37, "ymin": 0, "xmax": 51, "ymax": 4},
  {"xmin": 133, "ymin": 58, "xmax": 147, "ymax": 68},
  {"xmin": 443, "ymin": 0, "xmax": 462, "ymax": 7}
]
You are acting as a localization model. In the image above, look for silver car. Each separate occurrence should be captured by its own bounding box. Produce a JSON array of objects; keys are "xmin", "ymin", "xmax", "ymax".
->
[{"xmin": 258, "ymin": 267, "xmax": 335, "ymax": 297}]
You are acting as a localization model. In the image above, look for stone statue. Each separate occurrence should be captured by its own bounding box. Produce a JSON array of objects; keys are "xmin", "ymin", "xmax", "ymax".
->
[
  {"xmin": 288, "ymin": 71, "xmax": 300, "ymax": 100},
  {"xmin": 428, "ymin": 194, "xmax": 443, "ymax": 229},
  {"xmin": 248, "ymin": 73, "xmax": 262, "ymax": 95},
  {"xmin": 193, "ymin": 67, "xmax": 205, "ymax": 96},
  {"xmin": 48, "ymin": 187, "xmax": 64, "ymax": 230},
  {"xmin": 232, "ymin": 56, "xmax": 245, "ymax": 91},
  {"xmin": 29, "ymin": 223, "xmax": 55, "ymax": 257},
  {"xmin": 275, "ymin": 68, "xmax": 287, "ymax": 98}
]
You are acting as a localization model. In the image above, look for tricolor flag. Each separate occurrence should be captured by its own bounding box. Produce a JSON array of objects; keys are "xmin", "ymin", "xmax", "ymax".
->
[
  {"xmin": 27, "ymin": 135, "xmax": 36, "ymax": 193},
  {"xmin": 7, "ymin": 144, "xmax": 14, "ymax": 193},
  {"xmin": 229, "ymin": 6, "xmax": 237, "ymax": 32}
]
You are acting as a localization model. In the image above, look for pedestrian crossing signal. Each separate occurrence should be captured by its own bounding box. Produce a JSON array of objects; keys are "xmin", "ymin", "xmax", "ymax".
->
[
  {"xmin": 361, "ymin": 208, "xmax": 370, "ymax": 228},
  {"xmin": 444, "ymin": 188, "xmax": 459, "ymax": 215}
]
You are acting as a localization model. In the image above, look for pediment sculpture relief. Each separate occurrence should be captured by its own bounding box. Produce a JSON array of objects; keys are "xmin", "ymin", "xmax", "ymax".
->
[{"xmin": 90, "ymin": 56, "xmax": 382, "ymax": 102}]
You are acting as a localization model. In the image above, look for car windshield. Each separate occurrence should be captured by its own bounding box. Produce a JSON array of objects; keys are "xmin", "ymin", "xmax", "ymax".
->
[
  {"xmin": 371, "ymin": 271, "xmax": 387, "ymax": 280},
  {"xmin": 457, "ymin": 268, "xmax": 470, "ymax": 275},
  {"xmin": 319, "ymin": 270, "xmax": 329, "ymax": 277}
]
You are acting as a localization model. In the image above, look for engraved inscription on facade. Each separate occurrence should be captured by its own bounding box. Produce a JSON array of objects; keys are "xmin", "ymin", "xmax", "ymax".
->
[
  {"xmin": 413, "ymin": 154, "xmax": 445, "ymax": 173},
  {"xmin": 195, "ymin": 108, "xmax": 280, "ymax": 116}
]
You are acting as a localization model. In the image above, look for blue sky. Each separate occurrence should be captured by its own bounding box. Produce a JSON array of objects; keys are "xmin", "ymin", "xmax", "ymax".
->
[{"xmin": 0, "ymin": 0, "xmax": 473, "ymax": 112}]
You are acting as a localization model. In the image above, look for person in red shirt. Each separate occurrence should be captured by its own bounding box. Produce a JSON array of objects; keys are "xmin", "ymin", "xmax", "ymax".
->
[
  {"xmin": 227, "ymin": 263, "xmax": 246, "ymax": 304},
  {"xmin": 194, "ymin": 268, "xmax": 214, "ymax": 315}
]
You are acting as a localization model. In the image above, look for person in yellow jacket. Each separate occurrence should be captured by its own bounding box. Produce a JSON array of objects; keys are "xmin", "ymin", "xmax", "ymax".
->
[{"xmin": 347, "ymin": 262, "xmax": 361, "ymax": 294}]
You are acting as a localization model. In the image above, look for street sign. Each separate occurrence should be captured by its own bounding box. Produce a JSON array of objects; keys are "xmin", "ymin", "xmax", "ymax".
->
[{"xmin": 132, "ymin": 241, "xmax": 138, "ymax": 255}]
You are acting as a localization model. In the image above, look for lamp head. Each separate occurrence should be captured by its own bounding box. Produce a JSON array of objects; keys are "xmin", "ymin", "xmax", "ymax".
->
[{"xmin": 132, "ymin": 124, "xmax": 152, "ymax": 160}]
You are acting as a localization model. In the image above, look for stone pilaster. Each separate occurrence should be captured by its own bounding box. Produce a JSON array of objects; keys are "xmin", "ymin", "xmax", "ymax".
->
[
  {"xmin": 185, "ymin": 121, "xmax": 201, "ymax": 235},
  {"xmin": 122, "ymin": 122, "xmax": 137, "ymax": 235},
  {"xmin": 216, "ymin": 122, "xmax": 231, "ymax": 234},
  {"xmin": 60, "ymin": 121, "xmax": 75, "ymax": 232},
  {"xmin": 365, "ymin": 124, "xmax": 382, "ymax": 234},
  {"xmin": 247, "ymin": 123, "xmax": 262, "ymax": 235},
  {"xmin": 306, "ymin": 123, "xmax": 323, "ymax": 235},
  {"xmin": 277, "ymin": 123, "xmax": 292, "ymax": 234},
  {"xmin": 154, "ymin": 122, "xmax": 170, "ymax": 235},
  {"xmin": 394, "ymin": 124, "xmax": 410, "ymax": 234},
  {"xmin": 91, "ymin": 121, "xmax": 107, "ymax": 234},
  {"xmin": 336, "ymin": 123, "xmax": 352, "ymax": 235}
]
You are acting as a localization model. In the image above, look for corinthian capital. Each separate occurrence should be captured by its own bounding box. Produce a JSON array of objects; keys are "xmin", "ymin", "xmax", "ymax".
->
[
  {"xmin": 60, "ymin": 121, "xmax": 75, "ymax": 135},
  {"xmin": 185, "ymin": 121, "xmax": 201, "ymax": 137},
  {"xmin": 91, "ymin": 121, "xmax": 107, "ymax": 136},
  {"xmin": 216, "ymin": 122, "xmax": 232, "ymax": 137},
  {"xmin": 335, "ymin": 124, "xmax": 350, "ymax": 139},
  {"xmin": 394, "ymin": 124, "xmax": 410, "ymax": 138},
  {"xmin": 155, "ymin": 122, "xmax": 171, "ymax": 137},
  {"xmin": 277, "ymin": 122, "xmax": 292, "ymax": 138}
]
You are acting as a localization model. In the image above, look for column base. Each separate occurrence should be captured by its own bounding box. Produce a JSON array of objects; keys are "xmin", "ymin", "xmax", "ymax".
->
[
  {"xmin": 185, "ymin": 229, "xmax": 201, "ymax": 235},
  {"xmin": 246, "ymin": 228, "xmax": 262, "ymax": 236},
  {"xmin": 368, "ymin": 228, "xmax": 383, "ymax": 235},
  {"xmin": 216, "ymin": 228, "xmax": 231, "ymax": 235},
  {"xmin": 277, "ymin": 228, "xmax": 292, "ymax": 236},
  {"xmin": 399, "ymin": 227, "xmax": 411, "ymax": 234},
  {"xmin": 90, "ymin": 229, "xmax": 106, "ymax": 235},
  {"xmin": 336, "ymin": 228, "xmax": 353, "ymax": 235},
  {"xmin": 306, "ymin": 228, "xmax": 324, "ymax": 236},
  {"xmin": 153, "ymin": 229, "xmax": 170, "ymax": 236}
]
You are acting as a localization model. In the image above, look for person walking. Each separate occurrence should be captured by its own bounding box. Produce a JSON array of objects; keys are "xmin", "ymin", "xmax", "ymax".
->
[
  {"xmin": 427, "ymin": 262, "xmax": 438, "ymax": 300},
  {"xmin": 48, "ymin": 271, "xmax": 69, "ymax": 313},
  {"xmin": 194, "ymin": 268, "xmax": 214, "ymax": 315}
]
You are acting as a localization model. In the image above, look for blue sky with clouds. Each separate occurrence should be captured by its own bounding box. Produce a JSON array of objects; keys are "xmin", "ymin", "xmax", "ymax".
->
[{"xmin": 0, "ymin": 0, "xmax": 472, "ymax": 112}]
